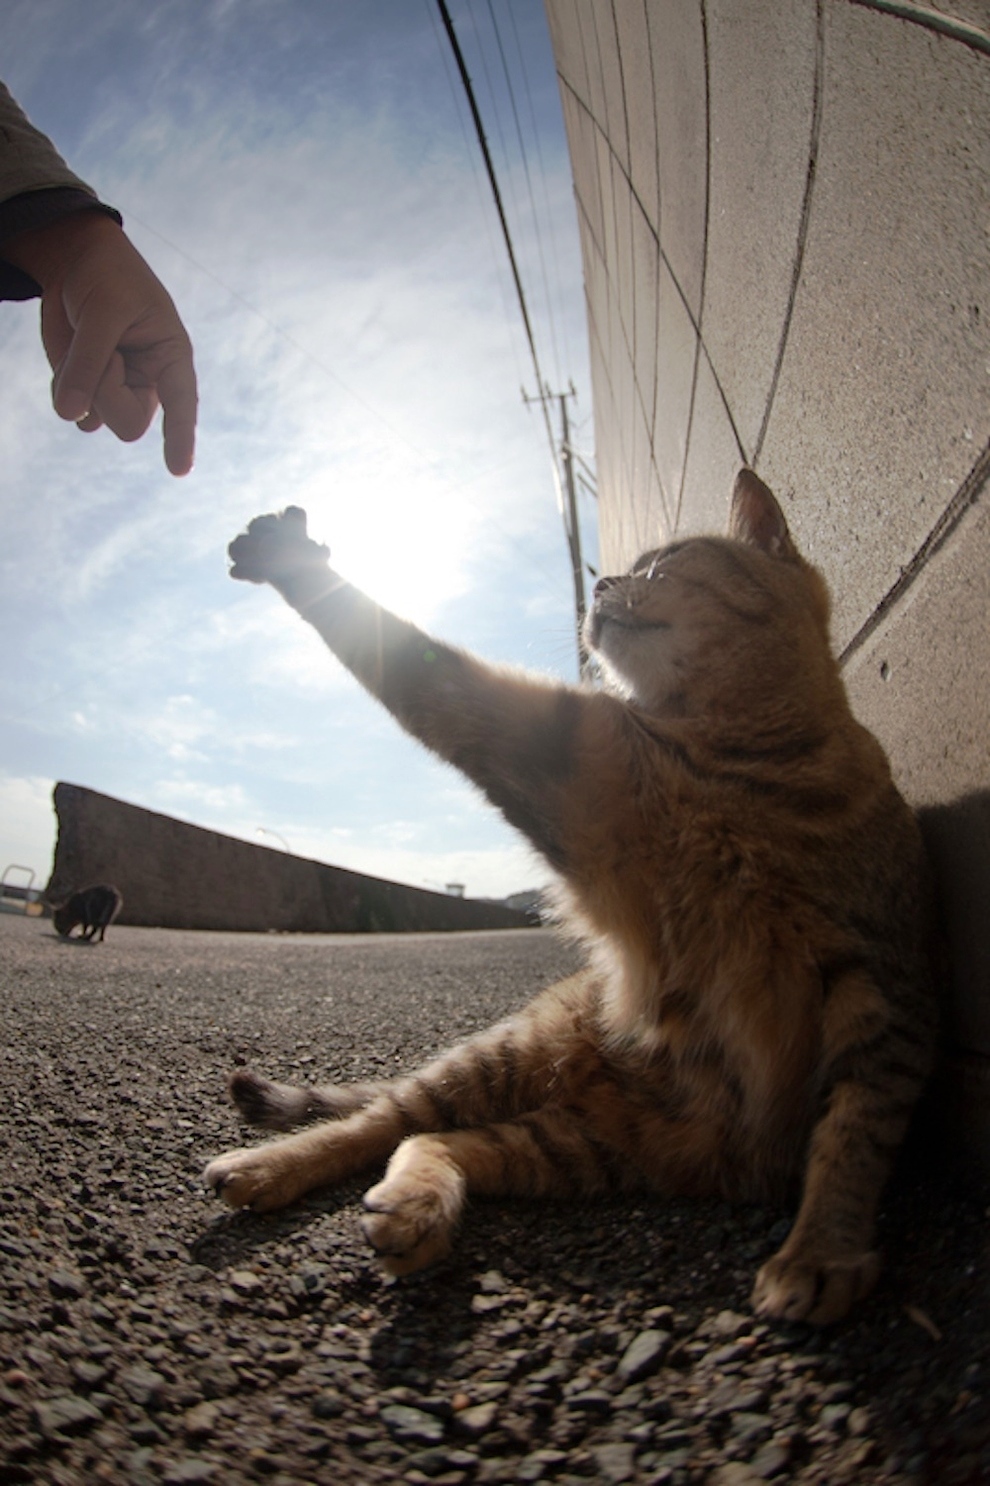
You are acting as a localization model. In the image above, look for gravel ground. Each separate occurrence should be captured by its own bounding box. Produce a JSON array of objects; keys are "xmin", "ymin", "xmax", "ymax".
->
[{"xmin": 0, "ymin": 913, "xmax": 987, "ymax": 1486}]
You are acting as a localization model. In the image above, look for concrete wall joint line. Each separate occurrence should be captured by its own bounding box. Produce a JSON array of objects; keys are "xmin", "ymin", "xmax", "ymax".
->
[
  {"xmin": 838, "ymin": 437, "xmax": 990, "ymax": 667},
  {"xmin": 751, "ymin": 0, "xmax": 826, "ymax": 469},
  {"xmin": 559, "ymin": 65, "xmax": 746, "ymax": 530},
  {"xmin": 602, "ymin": 0, "xmax": 632, "ymax": 167},
  {"xmin": 846, "ymin": 0, "xmax": 990, "ymax": 55},
  {"xmin": 674, "ymin": 0, "xmax": 713, "ymax": 532}
]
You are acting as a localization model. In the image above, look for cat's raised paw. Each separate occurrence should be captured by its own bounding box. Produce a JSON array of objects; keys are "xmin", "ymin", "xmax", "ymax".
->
[
  {"xmin": 228, "ymin": 507, "xmax": 330, "ymax": 586},
  {"xmin": 203, "ymin": 1145, "xmax": 308, "ymax": 1213},
  {"xmin": 752, "ymin": 1248, "xmax": 881, "ymax": 1326}
]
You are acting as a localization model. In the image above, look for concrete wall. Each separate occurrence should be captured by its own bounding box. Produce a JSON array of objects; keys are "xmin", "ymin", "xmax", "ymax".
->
[
  {"xmin": 546, "ymin": 0, "xmax": 989, "ymax": 1172},
  {"xmin": 45, "ymin": 783, "xmax": 531, "ymax": 934}
]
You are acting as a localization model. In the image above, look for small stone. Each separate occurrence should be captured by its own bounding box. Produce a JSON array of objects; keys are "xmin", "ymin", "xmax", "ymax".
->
[
  {"xmin": 260, "ymin": 1339, "xmax": 302, "ymax": 1374},
  {"xmin": 848, "ymin": 1406, "xmax": 872, "ymax": 1436},
  {"xmin": 708, "ymin": 1340, "xmax": 755, "ymax": 1367},
  {"xmin": 380, "ymin": 1402, "xmax": 445, "ymax": 1446},
  {"xmin": 712, "ymin": 1310, "xmax": 750, "ymax": 1338},
  {"xmin": 162, "ymin": 1461, "xmax": 220, "ymax": 1484},
  {"xmin": 593, "ymin": 1441, "xmax": 637, "ymax": 1483},
  {"xmin": 518, "ymin": 1449, "xmax": 569, "ymax": 1481},
  {"xmin": 709, "ymin": 1378, "xmax": 770, "ymax": 1417},
  {"xmin": 565, "ymin": 1389, "xmax": 613, "ymax": 1416},
  {"xmin": 130, "ymin": 1420, "xmax": 165, "ymax": 1446},
  {"xmin": 34, "ymin": 1394, "xmax": 103, "ymax": 1438},
  {"xmin": 345, "ymin": 1424, "xmax": 378, "ymax": 1446},
  {"xmin": 453, "ymin": 1402, "xmax": 499, "ymax": 1437},
  {"xmin": 819, "ymin": 1380, "xmax": 855, "ymax": 1404},
  {"xmin": 729, "ymin": 1412, "xmax": 772, "ymax": 1445},
  {"xmin": 820, "ymin": 1402, "xmax": 851, "ymax": 1433},
  {"xmin": 119, "ymin": 1365, "xmax": 167, "ymax": 1406},
  {"xmin": 654, "ymin": 1447, "xmax": 692, "ymax": 1471},
  {"xmin": 477, "ymin": 1270, "xmax": 509, "ymax": 1293},
  {"xmin": 312, "ymin": 1390, "xmax": 345, "ymax": 1419},
  {"xmin": 613, "ymin": 1386, "xmax": 646, "ymax": 1410},
  {"xmin": 183, "ymin": 1400, "xmax": 219, "ymax": 1439},
  {"xmin": 404, "ymin": 1446, "xmax": 458, "ymax": 1478},
  {"xmin": 195, "ymin": 1358, "xmax": 239, "ymax": 1398},
  {"xmin": 228, "ymin": 1269, "xmax": 263, "ymax": 1294},
  {"xmin": 73, "ymin": 1359, "xmax": 110, "ymax": 1392},
  {"xmin": 48, "ymin": 1269, "xmax": 87, "ymax": 1300},
  {"xmin": 470, "ymin": 1293, "xmax": 508, "ymax": 1314},
  {"xmin": 749, "ymin": 1438, "xmax": 792, "ymax": 1478},
  {"xmin": 617, "ymin": 1328, "xmax": 672, "ymax": 1383},
  {"xmin": 709, "ymin": 1465, "xmax": 764, "ymax": 1486}
]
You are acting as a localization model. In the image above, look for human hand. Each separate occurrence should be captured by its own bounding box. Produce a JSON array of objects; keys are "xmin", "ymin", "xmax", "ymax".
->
[{"xmin": 4, "ymin": 209, "xmax": 197, "ymax": 475}]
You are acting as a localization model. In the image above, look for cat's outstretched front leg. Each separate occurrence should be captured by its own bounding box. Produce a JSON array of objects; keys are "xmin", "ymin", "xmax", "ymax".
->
[
  {"xmin": 227, "ymin": 507, "xmax": 613, "ymax": 877},
  {"xmin": 360, "ymin": 1106, "xmax": 624, "ymax": 1276}
]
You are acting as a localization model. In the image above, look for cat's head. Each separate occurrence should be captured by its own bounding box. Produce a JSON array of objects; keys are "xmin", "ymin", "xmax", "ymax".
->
[
  {"xmin": 584, "ymin": 470, "xmax": 835, "ymax": 720},
  {"xmin": 51, "ymin": 901, "xmax": 75, "ymax": 935}
]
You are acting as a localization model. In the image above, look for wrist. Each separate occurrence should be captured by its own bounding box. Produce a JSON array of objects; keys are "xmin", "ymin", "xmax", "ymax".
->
[
  {"xmin": 3, "ymin": 206, "xmax": 124, "ymax": 290},
  {"xmin": 276, "ymin": 565, "xmax": 344, "ymax": 613}
]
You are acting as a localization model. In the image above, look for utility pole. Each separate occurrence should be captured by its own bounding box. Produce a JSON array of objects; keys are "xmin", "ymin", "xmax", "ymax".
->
[{"xmin": 524, "ymin": 383, "xmax": 589, "ymax": 676}]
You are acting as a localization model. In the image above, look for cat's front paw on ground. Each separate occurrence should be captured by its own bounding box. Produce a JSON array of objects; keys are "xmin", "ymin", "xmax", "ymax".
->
[
  {"xmin": 752, "ymin": 1248, "xmax": 881, "ymax": 1325},
  {"xmin": 359, "ymin": 1138, "xmax": 466, "ymax": 1276},
  {"xmin": 228, "ymin": 507, "xmax": 330, "ymax": 586},
  {"xmin": 203, "ymin": 1144, "xmax": 309, "ymax": 1213}
]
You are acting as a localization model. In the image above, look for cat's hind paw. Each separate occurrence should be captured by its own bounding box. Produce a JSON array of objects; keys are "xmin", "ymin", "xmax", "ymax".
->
[
  {"xmin": 203, "ymin": 1144, "xmax": 309, "ymax": 1213},
  {"xmin": 752, "ymin": 1248, "xmax": 881, "ymax": 1326},
  {"xmin": 359, "ymin": 1136, "xmax": 466, "ymax": 1277},
  {"xmin": 228, "ymin": 507, "xmax": 329, "ymax": 586},
  {"xmin": 229, "ymin": 1068, "xmax": 311, "ymax": 1131}
]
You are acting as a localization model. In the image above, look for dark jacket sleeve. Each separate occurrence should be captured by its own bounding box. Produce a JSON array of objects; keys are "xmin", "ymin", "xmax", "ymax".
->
[{"xmin": 0, "ymin": 81, "xmax": 121, "ymax": 300}]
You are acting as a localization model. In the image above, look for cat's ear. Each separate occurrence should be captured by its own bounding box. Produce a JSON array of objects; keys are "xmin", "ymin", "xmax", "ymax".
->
[{"xmin": 729, "ymin": 469, "xmax": 799, "ymax": 561}]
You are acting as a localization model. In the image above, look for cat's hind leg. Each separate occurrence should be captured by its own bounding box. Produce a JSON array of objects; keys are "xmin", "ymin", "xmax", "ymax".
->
[
  {"xmin": 227, "ymin": 975, "xmax": 592, "ymax": 1134},
  {"xmin": 229, "ymin": 1068, "xmax": 387, "ymax": 1131},
  {"xmin": 360, "ymin": 1107, "xmax": 625, "ymax": 1276}
]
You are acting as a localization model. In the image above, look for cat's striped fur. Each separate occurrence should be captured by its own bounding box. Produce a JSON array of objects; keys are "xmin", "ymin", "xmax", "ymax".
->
[{"xmin": 207, "ymin": 471, "xmax": 937, "ymax": 1324}]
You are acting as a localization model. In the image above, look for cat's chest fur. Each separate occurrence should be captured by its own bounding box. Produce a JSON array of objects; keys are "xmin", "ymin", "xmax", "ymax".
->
[{"xmin": 554, "ymin": 718, "xmax": 837, "ymax": 1129}]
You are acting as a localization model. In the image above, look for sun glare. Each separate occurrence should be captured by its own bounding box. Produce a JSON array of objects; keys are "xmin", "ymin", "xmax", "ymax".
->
[{"xmin": 292, "ymin": 456, "xmax": 483, "ymax": 626}]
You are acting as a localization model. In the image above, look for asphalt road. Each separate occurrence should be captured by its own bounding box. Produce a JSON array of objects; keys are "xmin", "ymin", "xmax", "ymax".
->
[{"xmin": 1, "ymin": 914, "xmax": 987, "ymax": 1485}]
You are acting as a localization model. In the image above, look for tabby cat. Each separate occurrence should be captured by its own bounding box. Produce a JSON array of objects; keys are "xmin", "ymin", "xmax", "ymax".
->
[{"xmin": 206, "ymin": 470, "xmax": 936, "ymax": 1324}]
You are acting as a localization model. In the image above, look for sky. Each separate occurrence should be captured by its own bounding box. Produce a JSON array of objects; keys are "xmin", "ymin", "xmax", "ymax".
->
[{"xmin": 0, "ymin": 0, "xmax": 596, "ymax": 903}]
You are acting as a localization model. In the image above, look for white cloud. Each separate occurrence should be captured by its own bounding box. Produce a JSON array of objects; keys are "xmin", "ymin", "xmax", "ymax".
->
[
  {"xmin": 0, "ymin": 2, "xmax": 593, "ymax": 903},
  {"xmin": 0, "ymin": 774, "xmax": 57, "ymax": 882}
]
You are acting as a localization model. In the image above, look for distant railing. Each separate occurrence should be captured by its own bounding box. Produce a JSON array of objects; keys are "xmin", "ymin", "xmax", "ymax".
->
[{"xmin": 0, "ymin": 864, "xmax": 45, "ymax": 916}]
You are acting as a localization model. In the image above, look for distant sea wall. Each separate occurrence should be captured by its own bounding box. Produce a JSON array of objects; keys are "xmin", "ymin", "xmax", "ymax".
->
[{"xmin": 45, "ymin": 783, "xmax": 531, "ymax": 934}]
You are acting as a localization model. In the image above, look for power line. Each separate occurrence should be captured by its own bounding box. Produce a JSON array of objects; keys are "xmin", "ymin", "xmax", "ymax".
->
[
  {"xmin": 434, "ymin": 0, "xmax": 590, "ymax": 672},
  {"xmin": 483, "ymin": 0, "xmax": 564, "ymax": 387},
  {"xmin": 434, "ymin": 3, "xmax": 559, "ymax": 475},
  {"xmin": 504, "ymin": 0, "xmax": 575, "ymax": 375},
  {"xmin": 424, "ymin": 0, "xmax": 526, "ymax": 393}
]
